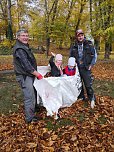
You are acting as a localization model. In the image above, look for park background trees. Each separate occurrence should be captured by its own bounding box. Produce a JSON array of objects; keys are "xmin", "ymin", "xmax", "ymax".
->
[{"xmin": 0, "ymin": 0, "xmax": 114, "ymax": 58}]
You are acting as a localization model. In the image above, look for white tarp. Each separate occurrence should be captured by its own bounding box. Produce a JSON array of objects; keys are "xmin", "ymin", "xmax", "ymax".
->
[{"xmin": 33, "ymin": 66, "xmax": 82, "ymax": 118}]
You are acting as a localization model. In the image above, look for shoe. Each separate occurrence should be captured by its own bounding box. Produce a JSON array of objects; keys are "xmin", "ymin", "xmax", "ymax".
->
[
  {"xmin": 54, "ymin": 113, "xmax": 61, "ymax": 120},
  {"xmin": 27, "ymin": 116, "xmax": 41, "ymax": 124},
  {"xmin": 77, "ymin": 95, "xmax": 85, "ymax": 101},
  {"xmin": 77, "ymin": 97, "xmax": 85, "ymax": 101},
  {"xmin": 91, "ymin": 100, "xmax": 95, "ymax": 109}
]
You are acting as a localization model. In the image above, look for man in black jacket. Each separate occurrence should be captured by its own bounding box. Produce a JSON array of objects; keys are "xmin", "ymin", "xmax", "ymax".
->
[
  {"xmin": 13, "ymin": 29, "xmax": 43, "ymax": 123},
  {"xmin": 70, "ymin": 29, "xmax": 97, "ymax": 108}
]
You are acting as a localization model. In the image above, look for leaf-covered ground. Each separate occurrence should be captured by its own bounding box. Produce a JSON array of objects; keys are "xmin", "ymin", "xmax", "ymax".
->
[
  {"xmin": 0, "ymin": 96, "xmax": 114, "ymax": 152},
  {"xmin": 0, "ymin": 59, "xmax": 114, "ymax": 152},
  {"xmin": 93, "ymin": 61, "xmax": 114, "ymax": 80}
]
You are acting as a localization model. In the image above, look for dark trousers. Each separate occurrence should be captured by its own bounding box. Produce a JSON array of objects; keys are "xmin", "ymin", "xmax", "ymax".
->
[
  {"xmin": 78, "ymin": 67, "xmax": 95, "ymax": 101},
  {"xmin": 16, "ymin": 75, "xmax": 36, "ymax": 122}
]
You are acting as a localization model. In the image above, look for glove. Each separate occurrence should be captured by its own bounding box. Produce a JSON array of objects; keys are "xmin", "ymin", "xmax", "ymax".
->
[{"xmin": 37, "ymin": 73, "xmax": 43, "ymax": 80}]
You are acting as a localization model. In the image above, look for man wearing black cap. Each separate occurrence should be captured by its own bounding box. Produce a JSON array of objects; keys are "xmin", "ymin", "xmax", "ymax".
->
[{"xmin": 70, "ymin": 29, "xmax": 97, "ymax": 108}]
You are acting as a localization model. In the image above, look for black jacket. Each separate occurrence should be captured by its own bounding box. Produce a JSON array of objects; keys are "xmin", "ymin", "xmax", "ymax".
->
[
  {"xmin": 70, "ymin": 40, "xmax": 97, "ymax": 70},
  {"xmin": 49, "ymin": 56, "xmax": 61, "ymax": 77},
  {"xmin": 13, "ymin": 40, "xmax": 37, "ymax": 76}
]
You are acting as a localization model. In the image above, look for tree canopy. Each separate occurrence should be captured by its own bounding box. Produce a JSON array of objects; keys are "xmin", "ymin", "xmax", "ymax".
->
[{"xmin": 0, "ymin": 0, "xmax": 114, "ymax": 58}]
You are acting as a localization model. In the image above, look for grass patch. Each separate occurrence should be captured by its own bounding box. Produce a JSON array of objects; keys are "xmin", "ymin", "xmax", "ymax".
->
[
  {"xmin": 97, "ymin": 115, "xmax": 107, "ymax": 124},
  {"xmin": 0, "ymin": 73, "xmax": 114, "ymax": 115},
  {"xmin": 45, "ymin": 118, "xmax": 74, "ymax": 131},
  {"xmin": 98, "ymin": 54, "xmax": 114, "ymax": 60},
  {"xmin": 77, "ymin": 113, "xmax": 86, "ymax": 122},
  {"xmin": 0, "ymin": 74, "xmax": 23, "ymax": 115},
  {"xmin": 93, "ymin": 79, "xmax": 114, "ymax": 98},
  {"xmin": 57, "ymin": 118, "xmax": 73, "ymax": 126}
]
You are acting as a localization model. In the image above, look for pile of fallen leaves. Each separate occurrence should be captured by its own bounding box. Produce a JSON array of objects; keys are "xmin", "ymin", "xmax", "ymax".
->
[
  {"xmin": 0, "ymin": 56, "xmax": 13, "ymax": 71},
  {"xmin": 0, "ymin": 96, "xmax": 114, "ymax": 152},
  {"xmin": 93, "ymin": 61, "xmax": 114, "ymax": 80}
]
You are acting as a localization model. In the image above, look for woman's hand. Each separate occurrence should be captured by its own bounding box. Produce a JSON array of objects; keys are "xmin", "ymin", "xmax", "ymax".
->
[{"xmin": 51, "ymin": 52, "xmax": 56, "ymax": 57}]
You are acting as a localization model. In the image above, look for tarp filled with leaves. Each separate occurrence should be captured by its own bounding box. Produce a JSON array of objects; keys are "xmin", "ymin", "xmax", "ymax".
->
[{"xmin": 34, "ymin": 66, "xmax": 82, "ymax": 118}]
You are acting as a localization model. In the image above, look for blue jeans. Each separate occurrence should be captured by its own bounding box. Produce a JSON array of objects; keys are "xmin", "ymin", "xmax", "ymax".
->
[{"xmin": 16, "ymin": 75, "xmax": 36, "ymax": 122}]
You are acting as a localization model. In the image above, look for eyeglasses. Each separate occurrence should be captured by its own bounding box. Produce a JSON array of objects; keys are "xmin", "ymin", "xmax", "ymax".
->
[{"xmin": 19, "ymin": 34, "xmax": 29, "ymax": 37}]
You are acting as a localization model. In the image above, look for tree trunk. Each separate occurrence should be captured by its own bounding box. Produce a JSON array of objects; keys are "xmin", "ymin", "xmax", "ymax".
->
[
  {"xmin": 75, "ymin": 1, "xmax": 86, "ymax": 32},
  {"xmin": 7, "ymin": 0, "xmax": 13, "ymax": 40},
  {"xmin": 6, "ymin": 23, "xmax": 13, "ymax": 40},
  {"xmin": 89, "ymin": 0, "xmax": 93, "ymax": 32},
  {"xmin": 103, "ymin": 3, "xmax": 112, "ymax": 59},
  {"xmin": 104, "ymin": 42, "xmax": 111, "ymax": 59},
  {"xmin": 58, "ymin": 39, "xmax": 63, "ymax": 49},
  {"xmin": 46, "ymin": 37, "xmax": 50, "ymax": 57},
  {"xmin": 60, "ymin": 0, "xmax": 76, "ymax": 48},
  {"xmin": 94, "ymin": 38, "xmax": 100, "ymax": 53}
]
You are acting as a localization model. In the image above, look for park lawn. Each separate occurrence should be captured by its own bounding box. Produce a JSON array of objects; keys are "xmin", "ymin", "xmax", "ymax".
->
[
  {"xmin": 0, "ymin": 54, "xmax": 48, "ymax": 71},
  {"xmin": 0, "ymin": 74, "xmax": 23, "ymax": 114},
  {"xmin": 0, "ymin": 72, "xmax": 114, "ymax": 115},
  {"xmin": 0, "ymin": 55, "xmax": 13, "ymax": 70},
  {"xmin": 0, "ymin": 72, "xmax": 114, "ymax": 151},
  {"xmin": 0, "ymin": 50, "xmax": 114, "ymax": 71},
  {"xmin": 0, "ymin": 56, "xmax": 114, "ymax": 115},
  {"xmin": 0, "ymin": 53, "xmax": 69, "ymax": 71},
  {"xmin": 0, "ymin": 58, "xmax": 114, "ymax": 115},
  {"xmin": 0, "ymin": 54, "xmax": 114, "ymax": 151}
]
